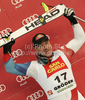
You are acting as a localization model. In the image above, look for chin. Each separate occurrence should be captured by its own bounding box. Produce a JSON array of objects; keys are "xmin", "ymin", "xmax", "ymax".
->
[{"xmin": 46, "ymin": 53, "xmax": 52, "ymax": 57}]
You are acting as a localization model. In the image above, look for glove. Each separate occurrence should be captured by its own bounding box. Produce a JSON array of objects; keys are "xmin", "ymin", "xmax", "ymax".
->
[
  {"xmin": 3, "ymin": 31, "xmax": 15, "ymax": 54},
  {"xmin": 64, "ymin": 8, "xmax": 78, "ymax": 25}
]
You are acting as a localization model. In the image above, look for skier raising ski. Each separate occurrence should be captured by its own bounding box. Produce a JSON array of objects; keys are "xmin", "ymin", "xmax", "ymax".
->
[{"xmin": 3, "ymin": 5, "xmax": 85, "ymax": 100}]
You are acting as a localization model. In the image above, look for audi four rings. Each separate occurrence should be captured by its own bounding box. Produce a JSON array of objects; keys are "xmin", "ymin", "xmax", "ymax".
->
[
  {"xmin": 0, "ymin": 84, "xmax": 6, "ymax": 93},
  {"xmin": 11, "ymin": 0, "xmax": 24, "ymax": 5},
  {"xmin": 22, "ymin": 14, "xmax": 39, "ymax": 25},
  {"xmin": 0, "ymin": 28, "xmax": 12, "ymax": 39},
  {"xmin": 26, "ymin": 90, "xmax": 44, "ymax": 100},
  {"xmin": 16, "ymin": 76, "xmax": 30, "ymax": 83},
  {"xmin": 12, "ymin": 49, "xmax": 23, "ymax": 59}
]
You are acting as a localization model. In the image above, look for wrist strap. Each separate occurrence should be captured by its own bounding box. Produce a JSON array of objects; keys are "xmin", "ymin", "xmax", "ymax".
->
[{"xmin": 68, "ymin": 17, "xmax": 78, "ymax": 25}]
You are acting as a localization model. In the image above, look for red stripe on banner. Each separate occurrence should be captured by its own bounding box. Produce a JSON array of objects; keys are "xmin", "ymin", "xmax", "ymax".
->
[{"xmin": 71, "ymin": 88, "xmax": 78, "ymax": 100}]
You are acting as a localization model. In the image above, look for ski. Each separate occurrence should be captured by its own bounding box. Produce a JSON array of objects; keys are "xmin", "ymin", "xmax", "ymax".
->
[
  {"xmin": 46, "ymin": 4, "xmax": 85, "ymax": 23},
  {"xmin": 0, "ymin": 4, "xmax": 66, "ymax": 47}
]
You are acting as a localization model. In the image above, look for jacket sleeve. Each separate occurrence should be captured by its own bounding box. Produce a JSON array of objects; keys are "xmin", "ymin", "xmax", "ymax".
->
[
  {"xmin": 66, "ymin": 23, "xmax": 85, "ymax": 53},
  {"xmin": 4, "ymin": 54, "xmax": 31, "ymax": 76}
]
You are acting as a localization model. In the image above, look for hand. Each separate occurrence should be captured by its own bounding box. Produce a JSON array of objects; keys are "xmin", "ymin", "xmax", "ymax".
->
[
  {"xmin": 64, "ymin": 8, "xmax": 78, "ymax": 25},
  {"xmin": 64, "ymin": 8, "xmax": 75, "ymax": 17},
  {"xmin": 3, "ymin": 31, "xmax": 15, "ymax": 54}
]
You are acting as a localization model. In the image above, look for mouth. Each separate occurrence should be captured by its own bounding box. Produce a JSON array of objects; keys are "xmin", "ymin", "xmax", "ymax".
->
[
  {"xmin": 45, "ymin": 50, "xmax": 50, "ymax": 54},
  {"xmin": 45, "ymin": 50, "xmax": 52, "ymax": 56}
]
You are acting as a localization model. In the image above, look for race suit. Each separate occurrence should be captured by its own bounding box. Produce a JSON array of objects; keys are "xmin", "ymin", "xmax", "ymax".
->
[{"xmin": 4, "ymin": 23, "xmax": 85, "ymax": 100}]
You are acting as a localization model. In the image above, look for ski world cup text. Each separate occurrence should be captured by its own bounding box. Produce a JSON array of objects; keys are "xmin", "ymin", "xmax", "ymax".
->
[{"xmin": 25, "ymin": 8, "xmax": 60, "ymax": 31}]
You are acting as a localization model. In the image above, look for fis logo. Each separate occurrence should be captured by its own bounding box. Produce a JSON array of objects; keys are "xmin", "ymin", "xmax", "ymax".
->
[{"xmin": 47, "ymin": 90, "xmax": 53, "ymax": 96}]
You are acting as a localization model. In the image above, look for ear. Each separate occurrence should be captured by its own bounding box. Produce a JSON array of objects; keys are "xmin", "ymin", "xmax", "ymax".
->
[{"xmin": 34, "ymin": 46, "xmax": 39, "ymax": 52}]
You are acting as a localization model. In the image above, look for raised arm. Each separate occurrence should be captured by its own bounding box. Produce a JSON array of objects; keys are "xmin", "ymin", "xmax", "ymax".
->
[
  {"xmin": 64, "ymin": 8, "xmax": 85, "ymax": 53},
  {"xmin": 3, "ymin": 33, "xmax": 31, "ymax": 76}
]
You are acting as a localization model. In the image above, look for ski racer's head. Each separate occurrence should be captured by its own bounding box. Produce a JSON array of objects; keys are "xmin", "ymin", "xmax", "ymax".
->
[{"xmin": 32, "ymin": 33, "xmax": 52, "ymax": 57}]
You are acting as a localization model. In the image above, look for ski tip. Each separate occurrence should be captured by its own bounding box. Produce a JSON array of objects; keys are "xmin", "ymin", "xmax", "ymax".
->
[{"xmin": 41, "ymin": 2, "xmax": 49, "ymax": 12}]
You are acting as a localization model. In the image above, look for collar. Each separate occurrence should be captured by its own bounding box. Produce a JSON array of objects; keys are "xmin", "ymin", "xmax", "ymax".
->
[{"xmin": 37, "ymin": 52, "xmax": 54, "ymax": 65}]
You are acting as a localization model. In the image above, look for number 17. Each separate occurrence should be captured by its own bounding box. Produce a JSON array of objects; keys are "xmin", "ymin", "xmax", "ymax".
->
[{"xmin": 54, "ymin": 72, "xmax": 67, "ymax": 83}]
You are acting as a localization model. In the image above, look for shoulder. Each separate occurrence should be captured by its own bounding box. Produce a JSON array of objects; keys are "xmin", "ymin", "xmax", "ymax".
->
[
  {"xmin": 54, "ymin": 46, "xmax": 74, "ymax": 60},
  {"xmin": 26, "ymin": 60, "xmax": 39, "ymax": 79},
  {"xmin": 30, "ymin": 60, "xmax": 38, "ymax": 66},
  {"xmin": 27, "ymin": 60, "xmax": 39, "ymax": 70}
]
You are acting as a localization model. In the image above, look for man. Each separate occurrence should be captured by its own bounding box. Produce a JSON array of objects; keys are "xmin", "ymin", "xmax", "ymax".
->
[{"xmin": 3, "ymin": 7, "xmax": 85, "ymax": 100}]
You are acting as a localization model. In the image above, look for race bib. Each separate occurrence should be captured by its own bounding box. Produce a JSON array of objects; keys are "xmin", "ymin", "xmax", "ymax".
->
[{"xmin": 43, "ymin": 56, "xmax": 76, "ymax": 95}]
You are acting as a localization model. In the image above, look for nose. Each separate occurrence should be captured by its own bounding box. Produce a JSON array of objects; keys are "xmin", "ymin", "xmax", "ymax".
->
[
  {"xmin": 43, "ymin": 44, "xmax": 49, "ymax": 50},
  {"xmin": 44, "ymin": 46, "xmax": 48, "ymax": 50},
  {"xmin": 44, "ymin": 44, "xmax": 52, "ymax": 51}
]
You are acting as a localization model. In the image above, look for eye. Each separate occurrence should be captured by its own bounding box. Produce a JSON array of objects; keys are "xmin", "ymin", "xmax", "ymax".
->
[
  {"xmin": 45, "ymin": 41, "xmax": 48, "ymax": 44},
  {"xmin": 39, "ymin": 44, "xmax": 44, "ymax": 49}
]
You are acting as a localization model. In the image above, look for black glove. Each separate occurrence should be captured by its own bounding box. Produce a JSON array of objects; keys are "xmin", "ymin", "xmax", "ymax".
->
[
  {"xmin": 64, "ymin": 8, "xmax": 78, "ymax": 25},
  {"xmin": 3, "ymin": 31, "xmax": 15, "ymax": 54}
]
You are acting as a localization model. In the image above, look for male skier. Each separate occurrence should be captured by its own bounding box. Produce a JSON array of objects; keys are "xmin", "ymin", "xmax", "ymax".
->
[{"xmin": 3, "ymin": 6, "xmax": 85, "ymax": 100}]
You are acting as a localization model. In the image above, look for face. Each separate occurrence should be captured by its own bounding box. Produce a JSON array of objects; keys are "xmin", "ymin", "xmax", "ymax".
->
[{"xmin": 35, "ymin": 40, "xmax": 52, "ymax": 57}]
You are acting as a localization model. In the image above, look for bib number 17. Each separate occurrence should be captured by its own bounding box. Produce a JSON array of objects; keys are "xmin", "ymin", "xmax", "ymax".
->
[{"xmin": 54, "ymin": 72, "xmax": 67, "ymax": 83}]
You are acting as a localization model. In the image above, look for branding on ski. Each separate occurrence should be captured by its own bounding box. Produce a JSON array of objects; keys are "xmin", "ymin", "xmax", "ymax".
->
[
  {"xmin": 47, "ymin": 7, "xmax": 57, "ymax": 14},
  {"xmin": 38, "ymin": 15, "xmax": 46, "ymax": 25},
  {"xmin": 0, "ymin": 4, "xmax": 66, "ymax": 47},
  {"xmin": 43, "ymin": 56, "xmax": 68, "ymax": 78},
  {"xmin": 25, "ymin": 8, "xmax": 60, "ymax": 31},
  {"xmin": 5, "ymin": 37, "xmax": 10, "ymax": 42},
  {"xmin": 39, "ymin": 18, "xmax": 44, "ymax": 22}
]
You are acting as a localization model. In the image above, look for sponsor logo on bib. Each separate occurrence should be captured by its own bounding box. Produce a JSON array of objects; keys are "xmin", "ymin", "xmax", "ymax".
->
[
  {"xmin": 43, "ymin": 56, "xmax": 68, "ymax": 78},
  {"xmin": 47, "ymin": 90, "xmax": 53, "ymax": 96}
]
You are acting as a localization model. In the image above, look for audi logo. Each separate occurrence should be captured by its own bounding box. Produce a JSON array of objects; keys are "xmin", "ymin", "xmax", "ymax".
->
[
  {"xmin": 0, "ymin": 28, "xmax": 12, "ymax": 39},
  {"xmin": 0, "ymin": 84, "xmax": 6, "ymax": 93},
  {"xmin": 22, "ymin": 14, "xmax": 39, "ymax": 25},
  {"xmin": 16, "ymin": 76, "xmax": 30, "ymax": 83},
  {"xmin": 12, "ymin": 49, "xmax": 23, "ymax": 59},
  {"xmin": 26, "ymin": 90, "xmax": 44, "ymax": 100},
  {"xmin": 11, "ymin": 0, "xmax": 24, "ymax": 5}
]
